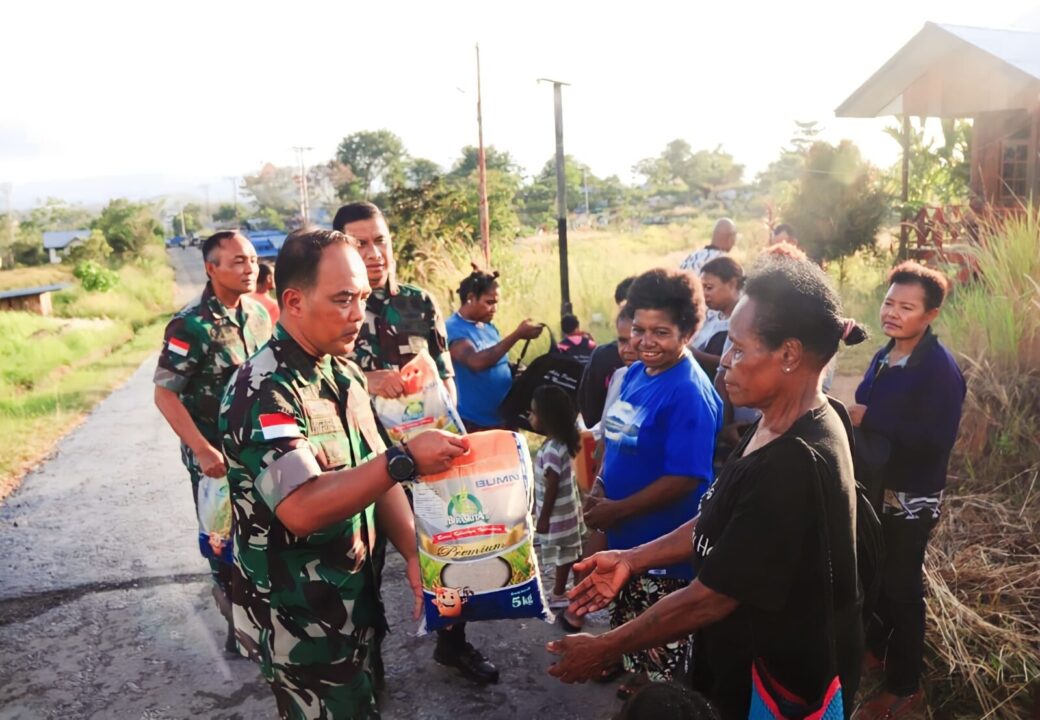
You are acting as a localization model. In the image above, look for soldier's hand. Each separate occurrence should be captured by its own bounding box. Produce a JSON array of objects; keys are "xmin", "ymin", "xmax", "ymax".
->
[
  {"xmin": 515, "ymin": 319, "xmax": 544, "ymax": 341},
  {"xmin": 367, "ymin": 370, "xmax": 406, "ymax": 399},
  {"xmin": 408, "ymin": 430, "xmax": 470, "ymax": 476},
  {"xmin": 196, "ymin": 443, "xmax": 227, "ymax": 478}
]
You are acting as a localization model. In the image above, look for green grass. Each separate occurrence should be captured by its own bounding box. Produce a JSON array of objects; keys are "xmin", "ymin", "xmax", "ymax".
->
[{"xmin": 0, "ymin": 247, "xmax": 176, "ymax": 493}]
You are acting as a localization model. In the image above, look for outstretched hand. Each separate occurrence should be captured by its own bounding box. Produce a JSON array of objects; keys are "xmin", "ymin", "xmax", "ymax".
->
[
  {"xmin": 546, "ymin": 634, "xmax": 614, "ymax": 684},
  {"xmin": 566, "ymin": 550, "xmax": 633, "ymax": 617}
]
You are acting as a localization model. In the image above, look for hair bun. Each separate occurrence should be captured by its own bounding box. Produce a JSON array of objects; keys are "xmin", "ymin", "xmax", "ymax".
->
[{"xmin": 841, "ymin": 319, "xmax": 868, "ymax": 346}]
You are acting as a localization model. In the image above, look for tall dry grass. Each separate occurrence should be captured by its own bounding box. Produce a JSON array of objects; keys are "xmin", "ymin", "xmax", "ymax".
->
[{"xmin": 924, "ymin": 210, "xmax": 1040, "ymax": 718}]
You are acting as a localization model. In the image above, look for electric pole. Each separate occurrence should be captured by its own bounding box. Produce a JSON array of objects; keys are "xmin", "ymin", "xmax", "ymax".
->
[
  {"xmin": 475, "ymin": 44, "xmax": 491, "ymax": 267},
  {"xmin": 224, "ymin": 176, "xmax": 239, "ymax": 223},
  {"xmin": 293, "ymin": 146, "xmax": 313, "ymax": 224},
  {"xmin": 537, "ymin": 78, "xmax": 572, "ymax": 318}
]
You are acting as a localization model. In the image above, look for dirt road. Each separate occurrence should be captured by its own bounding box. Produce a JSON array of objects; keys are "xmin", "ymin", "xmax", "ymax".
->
[{"xmin": 0, "ymin": 250, "xmax": 618, "ymax": 720}]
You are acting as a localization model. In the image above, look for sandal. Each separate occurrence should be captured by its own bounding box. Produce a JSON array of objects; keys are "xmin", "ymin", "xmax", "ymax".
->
[
  {"xmin": 616, "ymin": 672, "xmax": 650, "ymax": 701},
  {"xmin": 853, "ymin": 691, "xmax": 924, "ymax": 720}
]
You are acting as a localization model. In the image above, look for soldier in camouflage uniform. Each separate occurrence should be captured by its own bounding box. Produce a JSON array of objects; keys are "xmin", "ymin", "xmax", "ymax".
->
[
  {"xmin": 333, "ymin": 202, "xmax": 499, "ymax": 687},
  {"xmin": 219, "ymin": 227, "xmax": 466, "ymax": 719},
  {"xmin": 154, "ymin": 230, "xmax": 272, "ymax": 653}
]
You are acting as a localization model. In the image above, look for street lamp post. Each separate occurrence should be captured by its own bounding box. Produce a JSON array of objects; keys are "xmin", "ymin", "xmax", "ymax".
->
[{"xmin": 538, "ymin": 78, "xmax": 572, "ymax": 319}]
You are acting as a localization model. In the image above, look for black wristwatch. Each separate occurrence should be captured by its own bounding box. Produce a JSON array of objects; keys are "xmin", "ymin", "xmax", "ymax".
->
[{"xmin": 386, "ymin": 444, "xmax": 417, "ymax": 483}]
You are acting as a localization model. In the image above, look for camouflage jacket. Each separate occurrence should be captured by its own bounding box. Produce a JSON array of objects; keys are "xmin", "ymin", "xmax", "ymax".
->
[
  {"xmin": 219, "ymin": 324, "xmax": 389, "ymax": 678},
  {"xmin": 154, "ymin": 283, "xmax": 272, "ymax": 446},
  {"xmin": 350, "ymin": 281, "xmax": 454, "ymax": 379}
]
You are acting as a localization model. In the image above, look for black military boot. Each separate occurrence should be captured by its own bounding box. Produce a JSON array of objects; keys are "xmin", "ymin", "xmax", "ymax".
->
[{"xmin": 433, "ymin": 624, "xmax": 499, "ymax": 685}]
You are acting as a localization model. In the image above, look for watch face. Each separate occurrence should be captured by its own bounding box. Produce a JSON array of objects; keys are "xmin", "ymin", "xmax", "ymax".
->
[{"xmin": 389, "ymin": 451, "xmax": 414, "ymax": 481}]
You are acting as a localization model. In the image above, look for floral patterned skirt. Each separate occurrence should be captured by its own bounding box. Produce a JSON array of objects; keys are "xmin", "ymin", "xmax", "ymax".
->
[{"xmin": 610, "ymin": 574, "xmax": 691, "ymax": 681}]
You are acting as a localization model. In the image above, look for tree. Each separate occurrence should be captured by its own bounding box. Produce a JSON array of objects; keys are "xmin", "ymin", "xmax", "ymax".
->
[
  {"xmin": 405, "ymin": 158, "xmax": 443, "ymax": 188},
  {"xmin": 520, "ymin": 155, "xmax": 594, "ymax": 226},
  {"xmin": 335, "ymin": 129, "xmax": 407, "ymax": 200},
  {"xmin": 26, "ymin": 198, "xmax": 95, "ymax": 231},
  {"xmin": 307, "ymin": 160, "xmax": 355, "ymax": 219},
  {"xmin": 633, "ymin": 140, "xmax": 743, "ymax": 200},
  {"xmin": 753, "ymin": 121, "xmax": 824, "ymax": 215},
  {"xmin": 93, "ymin": 199, "xmax": 163, "ymax": 256},
  {"xmin": 784, "ymin": 141, "xmax": 890, "ymax": 264},
  {"xmin": 66, "ymin": 229, "xmax": 112, "ymax": 264},
  {"xmin": 212, "ymin": 203, "xmax": 239, "ymax": 224},
  {"xmin": 448, "ymin": 146, "xmax": 520, "ymax": 179},
  {"xmin": 883, "ymin": 118, "xmax": 970, "ymax": 209},
  {"xmin": 8, "ymin": 219, "xmax": 46, "ymax": 266},
  {"xmin": 241, "ymin": 164, "xmax": 300, "ymax": 222},
  {"xmin": 172, "ymin": 203, "xmax": 204, "ymax": 236}
]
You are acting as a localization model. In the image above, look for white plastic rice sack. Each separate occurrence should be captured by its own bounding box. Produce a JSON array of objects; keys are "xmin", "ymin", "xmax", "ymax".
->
[
  {"xmin": 410, "ymin": 430, "xmax": 552, "ymax": 633},
  {"xmin": 373, "ymin": 350, "xmax": 465, "ymax": 444}
]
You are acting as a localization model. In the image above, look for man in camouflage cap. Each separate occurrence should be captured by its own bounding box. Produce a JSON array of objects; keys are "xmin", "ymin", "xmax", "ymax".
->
[
  {"xmin": 334, "ymin": 202, "xmax": 498, "ymax": 686},
  {"xmin": 154, "ymin": 230, "xmax": 272, "ymax": 653},
  {"xmin": 219, "ymin": 227, "xmax": 467, "ymax": 718}
]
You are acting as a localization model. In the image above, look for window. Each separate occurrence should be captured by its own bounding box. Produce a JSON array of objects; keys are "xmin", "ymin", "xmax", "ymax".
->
[{"xmin": 999, "ymin": 126, "xmax": 1030, "ymax": 202}]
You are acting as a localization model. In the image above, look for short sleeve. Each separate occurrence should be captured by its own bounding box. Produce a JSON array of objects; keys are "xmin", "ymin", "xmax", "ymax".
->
[
  {"xmin": 425, "ymin": 293, "xmax": 455, "ymax": 380},
  {"xmin": 540, "ymin": 442, "xmax": 564, "ymax": 475},
  {"xmin": 234, "ymin": 382, "xmax": 321, "ymax": 512},
  {"xmin": 661, "ymin": 387, "xmax": 717, "ymax": 483},
  {"xmin": 697, "ymin": 442, "xmax": 815, "ymax": 612},
  {"xmin": 154, "ymin": 315, "xmax": 205, "ymax": 393}
]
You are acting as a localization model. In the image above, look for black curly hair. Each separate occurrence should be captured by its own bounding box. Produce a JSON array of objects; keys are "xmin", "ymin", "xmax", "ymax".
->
[
  {"xmin": 457, "ymin": 266, "xmax": 500, "ymax": 305},
  {"xmin": 624, "ymin": 268, "xmax": 706, "ymax": 338}
]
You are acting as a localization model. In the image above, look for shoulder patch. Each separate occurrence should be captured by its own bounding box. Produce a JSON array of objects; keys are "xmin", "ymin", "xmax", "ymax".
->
[{"xmin": 259, "ymin": 412, "xmax": 301, "ymax": 440}]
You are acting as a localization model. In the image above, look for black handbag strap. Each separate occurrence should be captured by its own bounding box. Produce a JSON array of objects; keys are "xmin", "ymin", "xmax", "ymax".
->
[
  {"xmin": 514, "ymin": 323, "xmax": 556, "ymax": 367},
  {"xmin": 796, "ymin": 437, "xmax": 841, "ymax": 681}
]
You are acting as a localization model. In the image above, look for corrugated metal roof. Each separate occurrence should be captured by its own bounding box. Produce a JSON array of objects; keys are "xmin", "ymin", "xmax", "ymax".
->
[
  {"xmin": 42, "ymin": 230, "xmax": 91, "ymax": 250},
  {"xmin": 836, "ymin": 22, "xmax": 1040, "ymax": 118},
  {"xmin": 0, "ymin": 283, "xmax": 68, "ymax": 300}
]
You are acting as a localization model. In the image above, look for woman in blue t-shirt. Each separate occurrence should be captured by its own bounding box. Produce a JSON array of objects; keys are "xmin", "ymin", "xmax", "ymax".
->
[
  {"xmin": 583, "ymin": 268, "xmax": 722, "ymax": 696},
  {"xmin": 445, "ymin": 268, "xmax": 544, "ymax": 431}
]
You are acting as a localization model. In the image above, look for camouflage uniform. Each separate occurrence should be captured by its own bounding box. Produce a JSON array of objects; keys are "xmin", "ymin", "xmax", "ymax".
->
[
  {"xmin": 349, "ymin": 279, "xmax": 453, "ymax": 689},
  {"xmin": 220, "ymin": 325, "xmax": 389, "ymax": 719},
  {"xmin": 351, "ymin": 280, "xmax": 454, "ymax": 380},
  {"xmin": 153, "ymin": 283, "xmax": 272, "ymax": 586}
]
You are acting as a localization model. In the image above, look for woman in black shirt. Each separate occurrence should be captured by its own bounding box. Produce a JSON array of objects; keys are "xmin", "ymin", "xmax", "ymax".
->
[{"xmin": 548, "ymin": 257, "xmax": 866, "ymax": 719}]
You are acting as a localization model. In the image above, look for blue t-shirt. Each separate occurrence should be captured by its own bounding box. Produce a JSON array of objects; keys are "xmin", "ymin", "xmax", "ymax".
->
[
  {"xmin": 601, "ymin": 353, "xmax": 722, "ymax": 579},
  {"xmin": 445, "ymin": 312, "xmax": 512, "ymax": 427}
]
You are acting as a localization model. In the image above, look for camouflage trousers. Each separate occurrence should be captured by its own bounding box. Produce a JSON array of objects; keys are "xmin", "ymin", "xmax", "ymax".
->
[{"xmin": 270, "ymin": 658, "xmax": 380, "ymax": 719}]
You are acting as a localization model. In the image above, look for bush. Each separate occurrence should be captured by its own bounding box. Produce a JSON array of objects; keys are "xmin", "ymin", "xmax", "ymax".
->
[
  {"xmin": 66, "ymin": 229, "xmax": 112, "ymax": 265},
  {"xmin": 922, "ymin": 209, "xmax": 1040, "ymax": 718},
  {"xmin": 73, "ymin": 260, "xmax": 119, "ymax": 292}
]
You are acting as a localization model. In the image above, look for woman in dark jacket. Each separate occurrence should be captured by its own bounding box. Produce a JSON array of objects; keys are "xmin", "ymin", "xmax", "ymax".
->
[
  {"xmin": 850, "ymin": 261, "xmax": 965, "ymax": 720},
  {"xmin": 547, "ymin": 256, "xmax": 867, "ymax": 720}
]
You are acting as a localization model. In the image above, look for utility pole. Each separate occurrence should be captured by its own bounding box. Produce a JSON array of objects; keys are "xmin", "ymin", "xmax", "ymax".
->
[
  {"xmin": 200, "ymin": 184, "xmax": 211, "ymax": 220},
  {"xmin": 899, "ymin": 115, "xmax": 911, "ymax": 259},
  {"xmin": 1, "ymin": 183, "xmax": 13, "ymax": 269},
  {"xmin": 293, "ymin": 146, "xmax": 313, "ymax": 223},
  {"xmin": 537, "ymin": 78, "xmax": 572, "ymax": 318},
  {"xmin": 582, "ymin": 166, "xmax": 590, "ymax": 223},
  {"xmin": 475, "ymin": 44, "xmax": 491, "ymax": 267},
  {"xmin": 224, "ymin": 176, "xmax": 239, "ymax": 223}
]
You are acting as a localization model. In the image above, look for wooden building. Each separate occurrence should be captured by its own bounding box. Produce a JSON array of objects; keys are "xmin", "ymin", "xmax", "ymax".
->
[
  {"xmin": 837, "ymin": 22, "xmax": 1040, "ymax": 207},
  {"xmin": 0, "ymin": 284, "xmax": 67, "ymax": 316}
]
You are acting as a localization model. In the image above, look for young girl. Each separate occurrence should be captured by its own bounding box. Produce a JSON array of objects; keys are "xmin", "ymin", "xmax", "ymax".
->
[{"xmin": 529, "ymin": 385, "xmax": 586, "ymax": 618}]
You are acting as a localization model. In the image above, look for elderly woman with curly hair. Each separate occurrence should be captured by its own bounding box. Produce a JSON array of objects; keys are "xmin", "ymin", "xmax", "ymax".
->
[{"xmin": 550, "ymin": 257, "xmax": 867, "ymax": 720}]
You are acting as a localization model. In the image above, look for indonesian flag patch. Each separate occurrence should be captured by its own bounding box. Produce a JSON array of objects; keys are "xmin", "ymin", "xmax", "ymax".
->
[
  {"xmin": 259, "ymin": 413, "xmax": 301, "ymax": 440},
  {"xmin": 167, "ymin": 337, "xmax": 190, "ymax": 357}
]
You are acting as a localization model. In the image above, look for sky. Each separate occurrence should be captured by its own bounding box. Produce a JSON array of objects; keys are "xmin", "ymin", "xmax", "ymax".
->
[{"xmin": 2, "ymin": 0, "xmax": 1039, "ymax": 209}]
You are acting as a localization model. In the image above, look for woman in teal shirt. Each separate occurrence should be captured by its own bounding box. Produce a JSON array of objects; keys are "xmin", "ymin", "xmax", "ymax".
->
[{"xmin": 446, "ymin": 269, "xmax": 543, "ymax": 431}]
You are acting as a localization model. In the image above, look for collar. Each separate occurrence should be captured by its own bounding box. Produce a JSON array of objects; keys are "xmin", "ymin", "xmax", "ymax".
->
[
  {"xmin": 880, "ymin": 326, "xmax": 938, "ymax": 369},
  {"xmin": 203, "ymin": 282, "xmax": 242, "ymax": 326},
  {"xmin": 272, "ymin": 324, "xmax": 334, "ymax": 387}
]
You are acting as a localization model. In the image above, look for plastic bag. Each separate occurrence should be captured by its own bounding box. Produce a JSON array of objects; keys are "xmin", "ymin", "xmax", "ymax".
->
[
  {"xmin": 410, "ymin": 430, "xmax": 552, "ymax": 634},
  {"xmin": 197, "ymin": 474, "xmax": 232, "ymax": 564},
  {"xmin": 373, "ymin": 350, "xmax": 466, "ymax": 444}
]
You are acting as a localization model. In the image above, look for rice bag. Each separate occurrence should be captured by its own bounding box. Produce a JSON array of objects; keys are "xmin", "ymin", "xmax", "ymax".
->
[
  {"xmin": 197, "ymin": 474, "xmax": 232, "ymax": 564},
  {"xmin": 411, "ymin": 430, "xmax": 552, "ymax": 633},
  {"xmin": 373, "ymin": 350, "xmax": 466, "ymax": 444}
]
